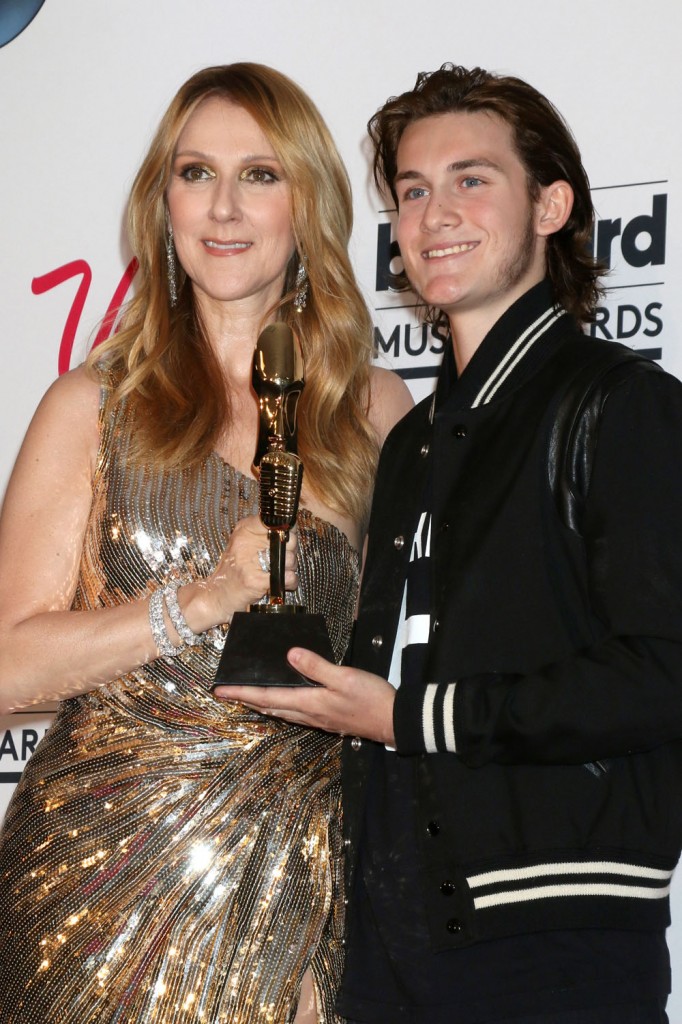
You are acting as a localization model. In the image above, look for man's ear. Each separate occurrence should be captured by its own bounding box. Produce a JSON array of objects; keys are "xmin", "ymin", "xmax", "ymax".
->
[{"xmin": 536, "ymin": 180, "xmax": 574, "ymax": 237}]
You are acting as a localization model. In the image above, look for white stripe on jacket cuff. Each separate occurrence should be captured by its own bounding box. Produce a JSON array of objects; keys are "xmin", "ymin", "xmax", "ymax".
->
[{"xmin": 422, "ymin": 682, "xmax": 458, "ymax": 752}]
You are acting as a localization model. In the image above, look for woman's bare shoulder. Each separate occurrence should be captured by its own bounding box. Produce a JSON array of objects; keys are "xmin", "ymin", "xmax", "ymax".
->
[
  {"xmin": 38, "ymin": 363, "xmax": 102, "ymax": 412},
  {"xmin": 12, "ymin": 364, "xmax": 103, "ymax": 484},
  {"xmin": 367, "ymin": 364, "xmax": 414, "ymax": 445}
]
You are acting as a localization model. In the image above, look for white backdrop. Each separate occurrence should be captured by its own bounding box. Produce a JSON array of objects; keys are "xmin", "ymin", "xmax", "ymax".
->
[{"xmin": 1, "ymin": 0, "xmax": 682, "ymax": 1012}]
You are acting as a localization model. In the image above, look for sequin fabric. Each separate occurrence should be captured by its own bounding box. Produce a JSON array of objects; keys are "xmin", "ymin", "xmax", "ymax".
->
[{"xmin": 0, "ymin": 386, "xmax": 360, "ymax": 1023}]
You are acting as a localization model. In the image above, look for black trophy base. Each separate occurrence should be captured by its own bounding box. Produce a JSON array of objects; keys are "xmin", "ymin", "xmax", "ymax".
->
[{"xmin": 213, "ymin": 606, "xmax": 334, "ymax": 687}]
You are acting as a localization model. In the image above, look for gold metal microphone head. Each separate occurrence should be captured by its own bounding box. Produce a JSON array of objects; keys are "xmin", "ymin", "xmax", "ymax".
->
[
  {"xmin": 259, "ymin": 449, "xmax": 303, "ymax": 532},
  {"xmin": 252, "ymin": 323, "xmax": 304, "ymax": 469}
]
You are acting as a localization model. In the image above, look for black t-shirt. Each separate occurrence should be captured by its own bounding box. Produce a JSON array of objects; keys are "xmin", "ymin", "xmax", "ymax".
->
[{"xmin": 338, "ymin": 456, "xmax": 670, "ymax": 1023}]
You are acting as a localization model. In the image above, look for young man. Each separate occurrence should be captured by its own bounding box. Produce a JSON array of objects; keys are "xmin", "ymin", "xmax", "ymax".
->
[{"xmin": 220, "ymin": 65, "xmax": 682, "ymax": 1022}]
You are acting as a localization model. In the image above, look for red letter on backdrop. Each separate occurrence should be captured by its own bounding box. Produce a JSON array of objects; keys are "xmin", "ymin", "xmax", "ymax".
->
[
  {"xmin": 32, "ymin": 257, "xmax": 139, "ymax": 374},
  {"xmin": 32, "ymin": 260, "xmax": 92, "ymax": 375}
]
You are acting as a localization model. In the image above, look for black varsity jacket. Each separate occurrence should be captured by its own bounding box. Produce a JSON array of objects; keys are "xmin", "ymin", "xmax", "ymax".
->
[{"xmin": 344, "ymin": 280, "xmax": 682, "ymax": 950}]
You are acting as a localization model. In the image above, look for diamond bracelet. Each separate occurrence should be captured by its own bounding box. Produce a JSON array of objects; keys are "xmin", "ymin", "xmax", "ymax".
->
[
  {"xmin": 163, "ymin": 581, "xmax": 204, "ymax": 647},
  {"xmin": 148, "ymin": 587, "xmax": 183, "ymax": 658}
]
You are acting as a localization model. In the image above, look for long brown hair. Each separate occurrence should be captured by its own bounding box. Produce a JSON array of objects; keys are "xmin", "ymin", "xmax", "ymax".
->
[
  {"xmin": 368, "ymin": 63, "xmax": 604, "ymax": 324},
  {"xmin": 89, "ymin": 64, "xmax": 378, "ymax": 524}
]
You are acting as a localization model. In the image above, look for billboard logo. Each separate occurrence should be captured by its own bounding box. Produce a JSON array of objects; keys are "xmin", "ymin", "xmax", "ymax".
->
[
  {"xmin": 372, "ymin": 215, "xmax": 442, "ymax": 387},
  {"xmin": 593, "ymin": 193, "xmax": 666, "ymax": 271},
  {"xmin": 590, "ymin": 183, "xmax": 667, "ymax": 354},
  {"xmin": 375, "ymin": 222, "xmax": 404, "ymax": 292}
]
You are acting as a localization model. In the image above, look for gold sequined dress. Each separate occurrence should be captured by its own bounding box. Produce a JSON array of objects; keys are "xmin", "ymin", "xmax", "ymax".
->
[{"xmin": 0, "ymin": 387, "xmax": 359, "ymax": 1023}]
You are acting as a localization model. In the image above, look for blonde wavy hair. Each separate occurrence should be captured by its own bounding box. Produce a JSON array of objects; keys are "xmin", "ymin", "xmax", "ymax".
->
[{"xmin": 89, "ymin": 63, "xmax": 378, "ymax": 524}]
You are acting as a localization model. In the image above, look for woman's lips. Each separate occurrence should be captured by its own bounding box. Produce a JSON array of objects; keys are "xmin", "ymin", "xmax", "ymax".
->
[{"xmin": 203, "ymin": 240, "xmax": 252, "ymax": 252}]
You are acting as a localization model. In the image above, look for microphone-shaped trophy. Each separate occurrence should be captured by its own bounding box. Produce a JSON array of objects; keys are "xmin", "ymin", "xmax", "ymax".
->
[{"xmin": 214, "ymin": 322, "xmax": 334, "ymax": 686}]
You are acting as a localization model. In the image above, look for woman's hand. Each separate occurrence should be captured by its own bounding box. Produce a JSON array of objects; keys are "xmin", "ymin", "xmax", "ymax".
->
[{"xmin": 185, "ymin": 515, "xmax": 299, "ymax": 630}]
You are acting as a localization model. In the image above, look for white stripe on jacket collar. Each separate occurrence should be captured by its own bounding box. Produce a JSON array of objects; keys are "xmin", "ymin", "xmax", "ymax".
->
[
  {"xmin": 472, "ymin": 305, "xmax": 567, "ymax": 408},
  {"xmin": 427, "ymin": 304, "xmax": 567, "ymax": 425}
]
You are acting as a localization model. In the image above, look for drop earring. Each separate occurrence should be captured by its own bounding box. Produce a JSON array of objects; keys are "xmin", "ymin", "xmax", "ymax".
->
[
  {"xmin": 166, "ymin": 221, "xmax": 178, "ymax": 308},
  {"xmin": 293, "ymin": 260, "xmax": 308, "ymax": 313}
]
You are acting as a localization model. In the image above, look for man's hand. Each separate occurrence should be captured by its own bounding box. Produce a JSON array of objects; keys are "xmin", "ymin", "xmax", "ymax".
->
[{"xmin": 214, "ymin": 647, "xmax": 396, "ymax": 746}]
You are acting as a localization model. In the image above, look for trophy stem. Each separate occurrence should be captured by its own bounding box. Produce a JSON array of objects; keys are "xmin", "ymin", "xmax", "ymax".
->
[{"xmin": 269, "ymin": 529, "xmax": 287, "ymax": 604}]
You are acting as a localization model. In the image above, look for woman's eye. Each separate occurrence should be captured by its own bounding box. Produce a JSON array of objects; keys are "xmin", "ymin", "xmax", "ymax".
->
[
  {"xmin": 240, "ymin": 167, "xmax": 279, "ymax": 184},
  {"xmin": 179, "ymin": 165, "xmax": 213, "ymax": 183}
]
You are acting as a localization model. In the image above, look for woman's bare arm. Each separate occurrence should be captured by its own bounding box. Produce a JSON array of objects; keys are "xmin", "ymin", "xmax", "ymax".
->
[{"xmin": 0, "ymin": 368, "xmax": 295, "ymax": 713}]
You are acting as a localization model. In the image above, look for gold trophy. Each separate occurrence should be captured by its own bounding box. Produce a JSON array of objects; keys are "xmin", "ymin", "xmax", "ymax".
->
[{"xmin": 214, "ymin": 323, "xmax": 334, "ymax": 686}]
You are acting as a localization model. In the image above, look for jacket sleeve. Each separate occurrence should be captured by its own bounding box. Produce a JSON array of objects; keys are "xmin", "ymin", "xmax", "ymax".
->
[{"xmin": 393, "ymin": 368, "xmax": 682, "ymax": 765}]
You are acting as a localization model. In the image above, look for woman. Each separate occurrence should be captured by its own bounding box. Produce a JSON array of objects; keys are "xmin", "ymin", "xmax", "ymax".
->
[{"xmin": 0, "ymin": 64, "xmax": 412, "ymax": 1023}]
